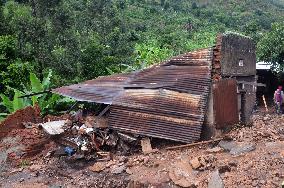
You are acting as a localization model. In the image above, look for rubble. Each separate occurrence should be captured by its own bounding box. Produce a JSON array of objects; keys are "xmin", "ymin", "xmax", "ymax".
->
[
  {"xmin": 0, "ymin": 105, "xmax": 41, "ymax": 138},
  {"xmin": 206, "ymin": 147, "xmax": 223, "ymax": 153},
  {"xmin": 169, "ymin": 160, "xmax": 197, "ymax": 188},
  {"xmin": 190, "ymin": 157, "xmax": 201, "ymax": 170},
  {"xmin": 89, "ymin": 162, "xmax": 107, "ymax": 172},
  {"xmin": 229, "ymin": 143, "xmax": 256, "ymax": 156},
  {"xmin": 1, "ymin": 112, "xmax": 284, "ymax": 187},
  {"xmin": 41, "ymin": 120, "xmax": 66, "ymax": 135},
  {"xmin": 189, "ymin": 155, "xmax": 217, "ymax": 171},
  {"xmin": 110, "ymin": 164, "xmax": 126, "ymax": 174},
  {"xmin": 208, "ymin": 170, "xmax": 224, "ymax": 188},
  {"xmin": 218, "ymin": 140, "xmax": 237, "ymax": 151},
  {"xmin": 140, "ymin": 138, "xmax": 153, "ymax": 154}
]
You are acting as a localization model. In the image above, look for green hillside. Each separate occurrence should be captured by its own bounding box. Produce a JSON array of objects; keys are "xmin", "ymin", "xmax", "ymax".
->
[
  {"xmin": 123, "ymin": 0, "xmax": 284, "ymax": 52},
  {"xmin": 0, "ymin": 0, "xmax": 283, "ymax": 92}
]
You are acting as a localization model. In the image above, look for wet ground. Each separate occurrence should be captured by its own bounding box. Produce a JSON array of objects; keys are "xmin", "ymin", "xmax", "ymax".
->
[{"xmin": 1, "ymin": 111, "xmax": 284, "ymax": 187}]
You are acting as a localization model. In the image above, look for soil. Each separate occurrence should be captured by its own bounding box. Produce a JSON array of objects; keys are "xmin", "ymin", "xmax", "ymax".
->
[{"xmin": 0, "ymin": 110, "xmax": 284, "ymax": 188}]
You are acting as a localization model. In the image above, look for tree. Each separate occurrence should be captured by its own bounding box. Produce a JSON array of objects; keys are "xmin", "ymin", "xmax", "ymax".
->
[{"xmin": 257, "ymin": 22, "xmax": 284, "ymax": 69}]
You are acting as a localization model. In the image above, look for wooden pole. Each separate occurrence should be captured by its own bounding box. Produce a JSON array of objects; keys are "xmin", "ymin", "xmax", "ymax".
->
[
  {"xmin": 166, "ymin": 138, "xmax": 224, "ymax": 150},
  {"xmin": 262, "ymin": 95, "xmax": 268, "ymax": 112}
]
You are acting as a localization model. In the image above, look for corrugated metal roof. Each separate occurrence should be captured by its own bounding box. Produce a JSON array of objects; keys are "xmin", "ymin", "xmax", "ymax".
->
[
  {"xmin": 53, "ymin": 48, "xmax": 213, "ymax": 143},
  {"xmin": 53, "ymin": 73, "xmax": 134, "ymax": 104}
]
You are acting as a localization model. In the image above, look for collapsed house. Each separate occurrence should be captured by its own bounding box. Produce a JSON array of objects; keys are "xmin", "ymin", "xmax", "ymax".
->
[{"xmin": 53, "ymin": 33, "xmax": 257, "ymax": 143}]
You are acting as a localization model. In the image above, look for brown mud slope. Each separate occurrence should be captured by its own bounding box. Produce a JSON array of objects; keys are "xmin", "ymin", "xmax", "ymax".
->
[
  {"xmin": 0, "ymin": 105, "xmax": 41, "ymax": 138},
  {"xmin": 0, "ymin": 113, "xmax": 284, "ymax": 188}
]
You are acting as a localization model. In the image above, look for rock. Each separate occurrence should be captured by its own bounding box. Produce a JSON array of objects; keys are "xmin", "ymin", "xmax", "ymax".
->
[
  {"xmin": 141, "ymin": 138, "xmax": 153, "ymax": 154},
  {"xmin": 206, "ymin": 147, "xmax": 223, "ymax": 153},
  {"xmin": 208, "ymin": 170, "xmax": 224, "ymax": 188},
  {"xmin": 127, "ymin": 181, "xmax": 143, "ymax": 188},
  {"xmin": 31, "ymin": 171, "xmax": 40, "ymax": 177},
  {"xmin": 218, "ymin": 140, "xmax": 237, "ymax": 151},
  {"xmin": 105, "ymin": 160, "xmax": 116, "ymax": 168},
  {"xmin": 143, "ymin": 156, "xmax": 150, "ymax": 164},
  {"xmin": 89, "ymin": 162, "xmax": 106, "ymax": 172},
  {"xmin": 169, "ymin": 160, "xmax": 197, "ymax": 188},
  {"xmin": 41, "ymin": 120, "xmax": 66, "ymax": 135},
  {"xmin": 252, "ymin": 181, "xmax": 258, "ymax": 187},
  {"xmin": 218, "ymin": 165, "xmax": 231, "ymax": 173},
  {"xmin": 230, "ymin": 143, "xmax": 256, "ymax": 156},
  {"xmin": 118, "ymin": 156, "xmax": 128, "ymax": 163},
  {"xmin": 126, "ymin": 167, "xmax": 133, "ymax": 174},
  {"xmin": 228, "ymin": 161, "xmax": 238, "ymax": 167},
  {"xmin": 111, "ymin": 165, "xmax": 126, "ymax": 174},
  {"xmin": 53, "ymin": 147, "xmax": 67, "ymax": 157},
  {"xmin": 199, "ymin": 156, "xmax": 207, "ymax": 167},
  {"xmin": 190, "ymin": 157, "xmax": 201, "ymax": 169},
  {"xmin": 29, "ymin": 165, "xmax": 43, "ymax": 172},
  {"xmin": 265, "ymin": 141, "xmax": 284, "ymax": 149},
  {"xmin": 10, "ymin": 168, "xmax": 23, "ymax": 174},
  {"xmin": 263, "ymin": 116, "xmax": 269, "ymax": 121}
]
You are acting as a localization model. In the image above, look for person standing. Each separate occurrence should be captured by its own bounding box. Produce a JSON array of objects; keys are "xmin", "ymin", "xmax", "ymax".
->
[{"xmin": 274, "ymin": 86, "xmax": 284, "ymax": 114}]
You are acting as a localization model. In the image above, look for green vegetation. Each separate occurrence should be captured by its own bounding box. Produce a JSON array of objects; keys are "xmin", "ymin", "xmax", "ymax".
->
[
  {"xmin": 0, "ymin": 0, "xmax": 283, "ymax": 118},
  {"xmin": 0, "ymin": 69, "xmax": 74, "ymax": 120},
  {"xmin": 257, "ymin": 22, "xmax": 284, "ymax": 70}
]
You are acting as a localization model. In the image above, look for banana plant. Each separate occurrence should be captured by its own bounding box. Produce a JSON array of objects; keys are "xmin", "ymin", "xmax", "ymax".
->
[
  {"xmin": 0, "ymin": 69, "xmax": 74, "ymax": 120},
  {"xmin": 25, "ymin": 69, "xmax": 74, "ymax": 115},
  {"xmin": 0, "ymin": 88, "xmax": 31, "ymax": 120}
]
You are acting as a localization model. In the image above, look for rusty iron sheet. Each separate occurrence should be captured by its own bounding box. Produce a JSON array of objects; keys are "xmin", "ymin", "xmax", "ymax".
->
[
  {"xmin": 53, "ymin": 73, "xmax": 134, "ymax": 104},
  {"xmin": 110, "ymin": 48, "xmax": 213, "ymax": 143},
  {"xmin": 53, "ymin": 48, "xmax": 213, "ymax": 143},
  {"xmin": 109, "ymin": 106, "xmax": 202, "ymax": 143},
  {"xmin": 213, "ymin": 79, "xmax": 239, "ymax": 129}
]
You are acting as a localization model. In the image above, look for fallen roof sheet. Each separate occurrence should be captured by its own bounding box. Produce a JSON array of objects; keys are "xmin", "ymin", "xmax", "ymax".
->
[{"xmin": 53, "ymin": 48, "xmax": 213, "ymax": 143}]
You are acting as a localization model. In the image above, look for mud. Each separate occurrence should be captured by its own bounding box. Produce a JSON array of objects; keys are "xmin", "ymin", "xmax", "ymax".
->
[{"xmin": 0, "ymin": 112, "xmax": 284, "ymax": 187}]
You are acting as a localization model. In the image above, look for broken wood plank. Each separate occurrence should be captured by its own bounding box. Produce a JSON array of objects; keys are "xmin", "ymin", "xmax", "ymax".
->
[
  {"xmin": 97, "ymin": 105, "xmax": 110, "ymax": 118},
  {"xmin": 166, "ymin": 138, "xmax": 224, "ymax": 150},
  {"xmin": 141, "ymin": 137, "xmax": 153, "ymax": 154},
  {"xmin": 262, "ymin": 95, "xmax": 268, "ymax": 112}
]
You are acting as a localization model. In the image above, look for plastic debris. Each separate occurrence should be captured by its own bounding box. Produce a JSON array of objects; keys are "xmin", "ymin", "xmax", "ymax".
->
[
  {"xmin": 41, "ymin": 120, "xmax": 66, "ymax": 135},
  {"xmin": 64, "ymin": 147, "xmax": 75, "ymax": 156}
]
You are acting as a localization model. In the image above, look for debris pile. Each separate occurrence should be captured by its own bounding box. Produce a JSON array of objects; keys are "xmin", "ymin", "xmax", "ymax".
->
[
  {"xmin": 1, "ymin": 112, "xmax": 284, "ymax": 187},
  {"xmin": 229, "ymin": 113, "xmax": 284, "ymax": 142},
  {"xmin": 0, "ymin": 105, "xmax": 41, "ymax": 138},
  {"xmin": 40, "ymin": 111, "xmax": 141, "ymax": 161}
]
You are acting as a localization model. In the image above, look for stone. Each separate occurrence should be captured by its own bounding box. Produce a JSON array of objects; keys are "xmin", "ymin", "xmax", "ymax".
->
[
  {"xmin": 199, "ymin": 156, "xmax": 207, "ymax": 166},
  {"xmin": 190, "ymin": 157, "xmax": 201, "ymax": 169},
  {"xmin": 263, "ymin": 116, "xmax": 269, "ymax": 121},
  {"xmin": 118, "ymin": 156, "xmax": 128, "ymax": 163},
  {"xmin": 230, "ymin": 143, "xmax": 256, "ymax": 156},
  {"xmin": 105, "ymin": 160, "xmax": 116, "ymax": 168},
  {"xmin": 169, "ymin": 160, "xmax": 197, "ymax": 188},
  {"xmin": 265, "ymin": 141, "xmax": 284, "ymax": 149},
  {"xmin": 126, "ymin": 167, "xmax": 133, "ymax": 174},
  {"xmin": 208, "ymin": 170, "xmax": 224, "ymax": 188},
  {"xmin": 206, "ymin": 147, "xmax": 223, "ymax": 153},
  {"xmin": 89, "ymin": 162, "xmax": 106, "ymax": 172},
  {"xmin": 10, "ymin": 168, "xmax": 23, "ymax": 174},
  {"xmin": 41, "ymin": 120, "xmax": 66, "ymax": 135},
  {"xmin": 218, "ymin": 165, "xmax": 231, "ymax": 173},
  {"xmin": 111, "ymin": 165, "xmax": 126, "ymax": 174},
  {"xmin": 141, "ymin": 138, "xmax": 153, "ymax": 154},
  {"xmin": 29, "ymin": 165, "xmax": 43, "ymax": 172},
  {"xmin": 259, "ymin": 180, "xmax": 266, "ymax": 184},
  {"xmin": 218, "ymin": 140, "xmax": 237, "ymax": 152},
  {"xmin": 252, "ymin": 181, "xmax": 258, "ymax": 187},
  {"xmin": 228, "ymin": 161, "xmax": 238, "ymax": 167}
]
